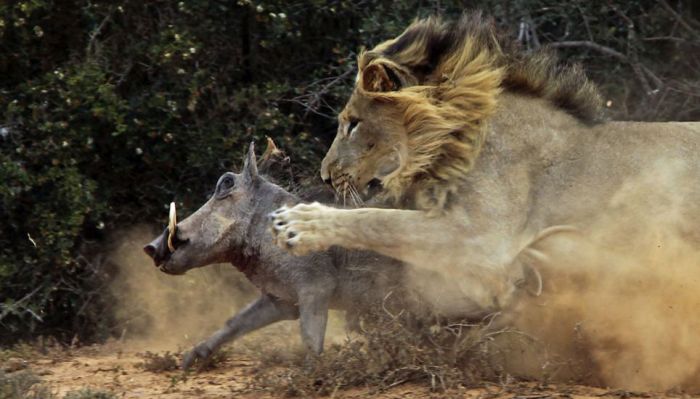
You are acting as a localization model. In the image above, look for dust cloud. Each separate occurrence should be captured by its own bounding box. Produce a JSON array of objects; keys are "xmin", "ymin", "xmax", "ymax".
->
[
  {"xmin": 495, "ymin": 162, "xmax": 700, "ymax": 391},
  {"xmin": 107, "ymin": 226, "xmax": 257, "ymax": 351}
]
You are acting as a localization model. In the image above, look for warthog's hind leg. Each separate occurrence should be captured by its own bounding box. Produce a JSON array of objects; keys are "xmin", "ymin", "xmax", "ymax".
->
[{"xmin": 182, "ymin": 294, "xmax": 298, "ymax": 370}]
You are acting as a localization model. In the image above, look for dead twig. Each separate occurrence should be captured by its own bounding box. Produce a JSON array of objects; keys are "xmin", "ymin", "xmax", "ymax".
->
[
  {"xmin": 281, "ymin": 67, "xmax": 354, "ymax": 119},
  {"xmin": 0, "ymin": 285, "xmax": 45, "ymax": 323},
  {"xmin": 549, "ymin": 41, "xmax": 663, "ymax": 93},
  {"xmin": 86, "ymin": 8, "xmax": 115, "ymax": 58},
  {"xmin": 657, "ymin": 0, "xmax": 700, "ymax": 38}
]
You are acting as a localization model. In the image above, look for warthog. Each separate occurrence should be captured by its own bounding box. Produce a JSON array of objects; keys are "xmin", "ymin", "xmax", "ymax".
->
[{"xmin": 143, "ymin": 142, "xmax": 407, "ymax": 369}]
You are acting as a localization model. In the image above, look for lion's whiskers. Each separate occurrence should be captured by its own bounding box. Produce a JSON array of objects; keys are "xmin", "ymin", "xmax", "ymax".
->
[
  {"xmin": 331, "ymin": 176, "xmax": 363, "ymax": 207},
  {"xmin": 342, "ymin": 182, "xmax": 348, "ymax": 207},
  {"xmin": 348, "ymin": 184, "xmax": 364, "ymax": 207}
]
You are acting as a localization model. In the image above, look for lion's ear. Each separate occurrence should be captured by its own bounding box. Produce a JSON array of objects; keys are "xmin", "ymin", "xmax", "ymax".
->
[{"xmin": 361, "ymin": 62, "xmax": 404, "ymax": 92}]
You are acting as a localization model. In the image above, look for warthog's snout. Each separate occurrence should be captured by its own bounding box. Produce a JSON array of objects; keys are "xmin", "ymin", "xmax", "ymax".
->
[
  {"xmin": 143, "ymin": 228, "xmax": 170, "ymax": 267},
  {"xmin": 144, "ymin": 201, "xmax": 191, "ymax": 271},
  {"xmin": 143, "ymin": 227, "xmax": 189, "ymax": 268}
]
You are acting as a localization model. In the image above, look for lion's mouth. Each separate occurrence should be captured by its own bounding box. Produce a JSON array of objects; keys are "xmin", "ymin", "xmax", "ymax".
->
[
  {"xmin": 365, "ymin": 178, "xmax": 384, "ymax": 199},
  {"xmin": 330, "ymin": 174, "xmax": 384, "ymax": 205}
]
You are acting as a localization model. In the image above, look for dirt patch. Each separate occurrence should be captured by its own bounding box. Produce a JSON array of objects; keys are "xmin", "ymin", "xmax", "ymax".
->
[{"xmin": 2, "ymin": 340, "xmax": 685, "ymax": 399}]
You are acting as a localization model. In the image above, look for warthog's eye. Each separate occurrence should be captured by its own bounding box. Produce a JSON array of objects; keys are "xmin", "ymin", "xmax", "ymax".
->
[{"xmin": 215, "ymin": 173, "xmax": 236, "ymax": 198}]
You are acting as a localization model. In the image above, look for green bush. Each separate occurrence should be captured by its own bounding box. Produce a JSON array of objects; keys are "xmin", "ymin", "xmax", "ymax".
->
[{"xmin": 1, "ymin": 0, "xmax": 698, "ymax": 343}]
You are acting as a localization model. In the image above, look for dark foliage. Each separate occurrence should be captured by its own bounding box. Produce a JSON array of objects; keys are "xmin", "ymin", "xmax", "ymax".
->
[{"xmin": 1, "ymin": 0, "xmax": 698, "ymax": 343}]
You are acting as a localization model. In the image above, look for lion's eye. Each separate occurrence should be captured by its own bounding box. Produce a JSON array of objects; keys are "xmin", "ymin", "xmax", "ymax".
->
[{"xmin": 347, "ymin": 119, "xmax": 360, "ymax": 136}]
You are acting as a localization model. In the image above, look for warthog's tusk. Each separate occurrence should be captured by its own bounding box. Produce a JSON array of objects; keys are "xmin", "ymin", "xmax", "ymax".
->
[{"xmin": 167, "ymin": 201, "xmax": 177, "ymax": 252}]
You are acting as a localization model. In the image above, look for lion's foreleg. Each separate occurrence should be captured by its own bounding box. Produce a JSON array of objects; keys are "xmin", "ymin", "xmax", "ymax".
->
[{"xmin": 270, "ymin": 202, "xmax": 463, "ymax": 265}]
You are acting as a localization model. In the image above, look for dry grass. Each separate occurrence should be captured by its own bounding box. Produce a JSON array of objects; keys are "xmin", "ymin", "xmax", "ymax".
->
[
  {"xmin": 135, "ymin": 351, "xmax": 179, "ymax": 373},
  {"xmin": 251, "ymin": 309, "xmax": 512, "ymax": 397},
  {"xmin": 62, "ymin": 389, "xmax": 116, "ymax": 399},
  {"xmin": 0, "ymin": 369, "xmax": 118, "ymax": 399},
  {"xmin": 0, "ymin": 339, "xmax": 70, "ymax": 367},
  {"xmin": 0, "ymin": 370, "xmax": 55, "ymax": 399},
  {"xmin": 135, "ymin": 347, "xmax": 235, "ymax": 374},
  {"xmin": 196, "ymin": 347, "xmax": 233, "ymax": 371},
  {"xmin": 1, "ymin": 341, "xmax": 120, "ymax": 399}
]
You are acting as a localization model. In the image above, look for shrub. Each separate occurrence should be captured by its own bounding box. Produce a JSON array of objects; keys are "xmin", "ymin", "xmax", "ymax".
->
[
  {"xmin": 252, "ymin": 310, "xmax": 503, "ymax": 396},
  {"xmin": 135, "ymin": 351, "xmax": 179, "ymax": 373},
  {"xmin": 62, "ymin": 389, "xmax": 116, "ymax": 399},
  {"xmin": 0, "ymin": 370, "xmax": 55, "ymax": 399}
]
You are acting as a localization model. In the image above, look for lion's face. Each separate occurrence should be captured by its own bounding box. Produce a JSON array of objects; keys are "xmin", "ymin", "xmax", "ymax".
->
[
  {"xmin": 321, "ymin": 90, "xmax": 406, "ymax": 201},
  {"xmin": 320, "ymin": 39, "xmax": 501, "ymax": 207}
]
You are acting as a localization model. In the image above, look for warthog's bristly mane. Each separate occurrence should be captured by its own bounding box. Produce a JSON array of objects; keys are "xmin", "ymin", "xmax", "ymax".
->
[{"xmin": 355, "ymin": 12, "xmax": 603, "ymax": 210}]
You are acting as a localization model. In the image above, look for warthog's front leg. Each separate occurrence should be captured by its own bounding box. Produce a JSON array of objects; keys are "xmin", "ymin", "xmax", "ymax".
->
[
  {"xmin": 182, "ymin": 294, "xmax": 298, "ymax": 370},
  {"xmin": 297, "ymin": 286, "xmax": 332, "ymax": 355}
]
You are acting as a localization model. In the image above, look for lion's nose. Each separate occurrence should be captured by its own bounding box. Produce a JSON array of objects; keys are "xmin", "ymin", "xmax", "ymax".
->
[{"xmin": 320, "ymin": 162, "xmax": 333, "ymax": 186}]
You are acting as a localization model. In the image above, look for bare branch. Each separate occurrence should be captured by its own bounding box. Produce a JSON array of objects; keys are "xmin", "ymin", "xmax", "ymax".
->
[
  {"xmin": 642, "ymin": 36, "xmax": 693, "ymax": 43},
  {"xmin": 86, "ymin": 8, "xmax": 114, "ymax": 58},
  {"xmin": 0, "ymin": 285, "xmax": 45, "ymax": 323},
  {"xmin": 549, "ymin": 41, "xmax": 663, "ymax": 94},
  {"xmin": 576, "ymin": 4, "xmax": 595, "ymax": 42},
  {"xmin": 657, "ymin": 0, "xmax": 700, "ymax": 38},
  {"xmin": 282, "ymin": 67, "xmax": 354, "ymax": 119},
  {"xmin": 550, "ymin": 40, "xmax": 626, "ymax": 61}
]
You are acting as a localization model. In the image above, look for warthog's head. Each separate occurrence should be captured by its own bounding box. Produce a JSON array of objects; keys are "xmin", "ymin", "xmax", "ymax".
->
[{"xmin": 143, "ymin": 142, "xmax": 290, "ymax": 275}]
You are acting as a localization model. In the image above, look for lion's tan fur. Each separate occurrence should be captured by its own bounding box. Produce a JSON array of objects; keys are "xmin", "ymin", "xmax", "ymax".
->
[
  {"xmin": 353, "ymin": 13, "xmax": 603, "ymax": 211},
  {"xmin": 275, "ymin": 13, "xmax": 700, "ymax": 390}
]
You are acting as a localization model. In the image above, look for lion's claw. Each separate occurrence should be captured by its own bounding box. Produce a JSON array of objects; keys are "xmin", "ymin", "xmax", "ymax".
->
[{"xmin": 269, "ymin": 202, "xmax": 333, "ymax": 255}]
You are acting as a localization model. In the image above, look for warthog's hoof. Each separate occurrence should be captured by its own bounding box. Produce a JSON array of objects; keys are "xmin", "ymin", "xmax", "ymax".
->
[{"xmin": 181, "ymin": 343, "xmax": 212, "ymax": 371}]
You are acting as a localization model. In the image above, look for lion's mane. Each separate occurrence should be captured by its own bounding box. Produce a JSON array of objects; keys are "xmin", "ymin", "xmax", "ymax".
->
[{"xmin": 356, "ymin": 13, "xmax": 603, "ymax": 211}]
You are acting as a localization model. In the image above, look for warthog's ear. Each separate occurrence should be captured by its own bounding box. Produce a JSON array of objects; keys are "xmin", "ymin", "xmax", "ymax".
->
[
  {"xmin": 259, "ymin": 136, "xmax": 290, "ymax": 175},
  {"xmin": 243, "ymin": 141, "xmax": 259, "ymax": 183},
  {"xmin": 261, "ymin": 136, "xmax": 280, "ymax": 160}
]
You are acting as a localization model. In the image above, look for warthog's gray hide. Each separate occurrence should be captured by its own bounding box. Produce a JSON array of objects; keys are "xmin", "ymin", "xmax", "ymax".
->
[{"xmin": 144, "ymin": 143, "xmax": 410, "ymax": 370}]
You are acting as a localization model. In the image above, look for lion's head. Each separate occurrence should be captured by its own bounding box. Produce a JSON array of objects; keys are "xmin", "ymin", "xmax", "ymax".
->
[{"xmin": 321, "ymin": 13, "xmax": 603, "ymax": 211}]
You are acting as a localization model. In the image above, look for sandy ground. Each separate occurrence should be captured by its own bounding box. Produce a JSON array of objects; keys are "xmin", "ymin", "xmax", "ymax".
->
[{"xmin": 3, "ymin": 340, "xmax": 688, "ymax": 399}]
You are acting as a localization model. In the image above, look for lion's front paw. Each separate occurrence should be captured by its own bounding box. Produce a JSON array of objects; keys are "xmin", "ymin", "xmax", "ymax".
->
[{"xmin": 269, "ymin": 202, "xmax": 334, "ymax": 256}]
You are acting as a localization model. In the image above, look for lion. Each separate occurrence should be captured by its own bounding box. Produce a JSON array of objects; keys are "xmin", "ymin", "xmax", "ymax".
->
[{"xmin": 269, "ymin": 13, "xmax": 700, "ymax": 319}]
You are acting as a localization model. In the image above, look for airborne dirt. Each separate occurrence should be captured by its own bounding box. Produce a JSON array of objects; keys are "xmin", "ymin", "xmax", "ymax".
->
[
  {"xmin": 3, "ymin": 224, "xmax": 697, "ymax": 398},
  {"xmin": 19, "ymin": 190, "xmax": 696, "ymax": 399}
]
